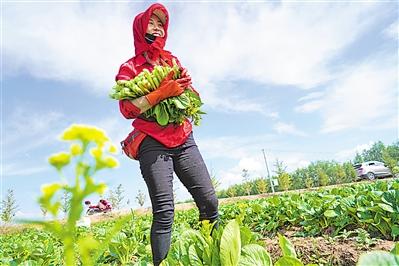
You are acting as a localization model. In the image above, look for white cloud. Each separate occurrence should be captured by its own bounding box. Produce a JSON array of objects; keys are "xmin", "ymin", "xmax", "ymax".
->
[
  {"xmin": 273, "ymin": 121, "xmax": 307, "ymax": 136},
  {"xmin": 1, "ymin": 104, "xmax": 129, "ymax": 178},
  {"xmin": 217, "ymin": 155, "xmax": 265, "ymax": 188},
  {"xmin": 5, "ymin": 108, "xmax": 63, "ymax": 140},
  {"xmin": 3, "ymin": 163, "xmax": 49, "ymax": 177},
  {"xmin": 3, "ymin": 108, "xmax": 65, "ymax": 156},
  {"xmin": 14, "ymin": 210, "xmax": 42, "ymax": 220},
  {"xmin": 197, "ymin": 134, "xmax": 278, "ymax": 160},
  {"xmin": 383, "ymin": 20, "xmax": 398, "ymax": 39},
  {"xmin": 298, "ymin": 91, "xmax": 325, "ymax": 102},
  {"xmin": 320, "ymin": 58, "xmax": 397, "ymax": 133},
  {"xmin": 198, "ymin": 80, "xmax": 278, "ymax": 118},
  {"xmin": 335, "ymin": 141, "xmax": 375, "ymax": 162},
  {"xmin": 197, "ymin": 134, "xmax": 314, "ymax": 188},
  {"xmin": 295, "ymin": 100, "xmax": 323, "ymax": 113},
  {"xmin": 216, "ymin": 151, "xmax": 312, "ymax": 189},
  {"xmin": 4, "ymin": 3, "xmax": 141, "ymax": 95},
  {"xmin": 296, "ymin": 91, "xmax": 325, "ymax": 113},
  {"xmin": 238, "ymin": 157, "xmax": 264, "ymax": 173},
  {"xmin": 172, "ymin": 2, "xmax": 378, "ymax": 88},
  {"xmin": 4, "ymin": 2, "xmax": 381, "ymax": 116},
  {"xmin": 2, "ymin": 107, "xmax": 67, "ymax": 177}
]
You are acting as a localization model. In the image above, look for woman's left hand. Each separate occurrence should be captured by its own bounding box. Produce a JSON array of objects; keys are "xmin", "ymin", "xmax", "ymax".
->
[
  {"xmin": 180, "ymin": 67, "xmax": 188, "ymax": 77},
  {"xmin": 176, "ymin": 76, "xmax": 192, "ymax": 88}
]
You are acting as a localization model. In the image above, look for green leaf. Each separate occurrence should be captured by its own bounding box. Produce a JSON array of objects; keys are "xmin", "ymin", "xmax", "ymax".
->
[
  {"xmin": 392, "ymin": 226, "xmax": 399, "ymax": 240},
  {"xmin": 188, "ymin": 245, "xmax": 203, "ymax": 266},
  {"xmin": 178, "ymin": 92, "xmax": 190, "ymax": 106},
  {"xmin": 78, "ymin": 236, "xmax": 100, "ymax": 265},
  {"xmin": 324, "ymin": 210, "xmax": 338, "ymax": 217},
  {"xmin": 220, "ymin": 219, "xmax": 241, "ymax": 266},
  {"xmin": 357, "ymin": 251, "xmax": 399, "ymax": 266},
  {"xmin": 378, "ymin": 203, "xmax": 394, "ymax": 213},
  {"xmin": 173, "ymin": 97, "xmax": 188, "ymax": 109},
  {"xmin": 275, "ymin": 256, "xmax": 304, "ymax": 266},
  {"xmin": 278, "ymin": 233, "xmax": 297, "ymax": 258},
  {"xmin": 240, "ymin": 226, "xmax": 254, "ymax": 246},
  {"xmin": 238, "ymin": 244, "xmax": 272, "ymax": 266},
  {"xmin": 392, "ymin": 243, "xmax": 399, "ymax": 255},
  {"xmin": 154, "ymin": 103, "xmax": 169, "ymax": 126}
]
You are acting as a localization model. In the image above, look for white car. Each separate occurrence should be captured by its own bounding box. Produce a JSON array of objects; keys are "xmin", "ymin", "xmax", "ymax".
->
[{"xmin": 353, "ymin": 161, "xmax": 393, "ymax": 180}]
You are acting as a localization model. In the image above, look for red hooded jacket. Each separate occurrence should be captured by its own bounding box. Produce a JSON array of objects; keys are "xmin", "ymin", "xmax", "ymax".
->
[{"xmin": 116, "ymin": 3, "xmax": 193, "ymax": 159}]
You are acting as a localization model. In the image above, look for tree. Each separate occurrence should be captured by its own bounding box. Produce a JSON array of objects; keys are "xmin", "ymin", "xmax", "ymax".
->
[
  {"xmin": 210, "ymin": 175, "xmax": 221, "ymax": 192},
  {"xmin": 135, "ymin": 190, "xmax": 146, "ymax": 207},
  {"xmin": 241, "ymin": 169, "xmax": 252, "ymax": 195},
  {"xmin": 40, "ymin": 205, "xmax": 48, "ymax": 218},
  {"xmin": 343, "ymin": 162, "xmax": 357, "ymax": 183},
  {"xmin": 382, "ymin": 141, "xmax": 399, "ymax": 174},
  {"xmin": 354, "ymin": 152, "xmax": 363, "ymax": 164},
  {"xmin": 274, "ymin": 159, "xmax": 287, "ymax": 176},
  {"xmin": 278, "ymin": 172, "xmax": 292, "ymax": 191},
  {"xmin": 317, "ymin": 169, "xmax": 329, "ymax": 187},
  {"xmin": 333, "ymin": 164, "xmax": 347, "ymax": 184},
  {"xmin": 216, "ymin": 189, "xmax": 227, "ymax": 199},
  {"xmin": 304, "ymin": 173, "xmax": 313, "ymax": 188},
  {"xmin": 254, "ymin": 178, "xmax": 268, "ymax": 194},
  {"xmin": 226, "ymin": 186, "xmax": 237, "ymax": 198},
  {"xmin": 107, "ymin": 184, "xmax": 125, "ymax": 210},
  {"xmin": 290, "ymin": 168, "xmax": 307, "ymax": 190},
  {"xmin": 1, "ymin": 189, "xmax": 19, "ymax": 223},
  {"xmin": 361, "ymin": 141, "xmax": 385, "ymax": 162},
  {"xmin": 274, "ymin": 159, "xmax": 291, "ymax": 191},
  {"xmin": 60, "ymin": 190, "xmax": 71, "ymax": 216}
]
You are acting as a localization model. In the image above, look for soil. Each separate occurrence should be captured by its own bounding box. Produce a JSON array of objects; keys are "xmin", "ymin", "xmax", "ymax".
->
[{"xmin": 263, "ymin": 233, "xmax": 395, "ymax": 266}]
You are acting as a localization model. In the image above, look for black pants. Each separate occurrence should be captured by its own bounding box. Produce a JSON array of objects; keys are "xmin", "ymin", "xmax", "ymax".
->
[{"xmin": 138, "ymin": 133, "xmax": 219, "ymax": 265}]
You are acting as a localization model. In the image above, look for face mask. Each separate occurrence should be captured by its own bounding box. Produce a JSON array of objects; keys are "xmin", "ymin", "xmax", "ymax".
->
[{"xmin": 145, "ymin": 33, "xmax": 156, "ymax": 44}]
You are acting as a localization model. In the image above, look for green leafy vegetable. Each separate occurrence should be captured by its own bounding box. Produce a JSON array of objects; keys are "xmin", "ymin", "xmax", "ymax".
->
[{"xmin": 109, "ymin": 59, "xmax": 205, "ymax": 126}]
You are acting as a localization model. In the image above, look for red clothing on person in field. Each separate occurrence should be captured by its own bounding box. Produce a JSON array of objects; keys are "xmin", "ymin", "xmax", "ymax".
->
[{"xmin": 116, "ymin": 3, "xmax": 193, "ymax": 159}]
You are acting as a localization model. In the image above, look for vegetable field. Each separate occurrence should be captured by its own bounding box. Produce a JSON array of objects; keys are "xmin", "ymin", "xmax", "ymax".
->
[
  {"xmin": 1, "ymin": 125, "xmax": 398, "ymax": 265},
  {"xmin": 1, "ymin": 179, "xmax": 398, "ymax": 265}
]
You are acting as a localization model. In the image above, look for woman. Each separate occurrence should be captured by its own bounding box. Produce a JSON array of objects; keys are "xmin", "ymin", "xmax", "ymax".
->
[{"xmin": 115, "ymin": 3, "xmax": 219, "ymax": 265}]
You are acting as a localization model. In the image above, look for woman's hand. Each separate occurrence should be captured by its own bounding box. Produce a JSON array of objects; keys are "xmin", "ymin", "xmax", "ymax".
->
[
  {"xmin": 177, "ymin": 67, "xmax": 192, "ymax": 88},
  {"xmin": 176, "ymin": 76, "xmax": 192, "ymax": 88},
  {"xmin": 145, "ymin": 71, "xmax": 184, "ymax": 106}
]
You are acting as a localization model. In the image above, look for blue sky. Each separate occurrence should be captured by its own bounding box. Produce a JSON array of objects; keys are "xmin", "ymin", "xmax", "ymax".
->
[{"xmin": 1, "ymin": 1, "xmax": 398, "ymax": 219}]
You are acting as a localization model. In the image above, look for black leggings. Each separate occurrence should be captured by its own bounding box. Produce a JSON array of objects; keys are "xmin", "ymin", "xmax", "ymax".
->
[{"xmin": 138, "ymin": 133, "xmax": 219, "ymax": 265}]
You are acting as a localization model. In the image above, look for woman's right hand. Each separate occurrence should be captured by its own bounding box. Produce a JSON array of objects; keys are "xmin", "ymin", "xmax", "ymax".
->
[
  {"xmin": 159, "ymin": 79, "xmax": 185, "ymax": 98},
  {"xmin": 145, "ymin": 72, "xmax": 184, "ymax": 106}
]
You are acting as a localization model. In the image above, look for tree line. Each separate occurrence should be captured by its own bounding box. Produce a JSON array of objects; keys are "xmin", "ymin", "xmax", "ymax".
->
[{"xmin": 215, "ymin": 140, "xmax": 399, "ymax": 198}]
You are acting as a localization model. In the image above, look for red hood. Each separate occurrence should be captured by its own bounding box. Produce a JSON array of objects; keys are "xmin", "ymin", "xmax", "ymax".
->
[{"xmin": 133, "ymin": 3, "xmax": 172, "ymax": 61}]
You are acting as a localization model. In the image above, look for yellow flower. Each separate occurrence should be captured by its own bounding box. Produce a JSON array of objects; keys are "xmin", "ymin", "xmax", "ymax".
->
[
  {"xmin": 70, "ymin": 144, "xmax": 83, "ymax": 156},
  {"xmin": 41, "ymin": 183, "xmax": 62, "ymax": 200},
  {"xmin": 48, "ymin": 152, "xmax": 71, "ymax": 171},
  {"xmin": 62, "ymin": 124, "xmax": 109, "ymax": 146},
  {"xmin": 108, "ymin": 144, "xmax": 118, "ymax": 154},
  {"xmin": 97, "ymin": 183, "xmax": 107, "ymax": 195},
  {"xmin": 94, "ymin": 156, "xmax": 119, "ymax": 171},
  {"xmin": 104, "ymin": 156, "xmax": 119, "ymax": 168},
  {"xmin": 90, "ymin": 147, "xmax": 103, "ymax": 159}
]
